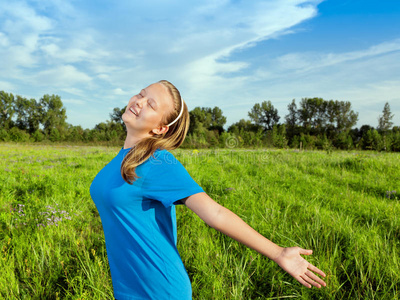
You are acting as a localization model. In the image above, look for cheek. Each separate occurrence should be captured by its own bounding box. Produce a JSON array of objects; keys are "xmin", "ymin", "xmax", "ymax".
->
[{"xmin": 146, "ymin": 111, "xmax": 164, "ymax": 125}]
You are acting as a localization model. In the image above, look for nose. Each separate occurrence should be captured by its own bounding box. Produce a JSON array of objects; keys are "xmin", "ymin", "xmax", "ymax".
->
[{"xmin": 135, "ymin": 96, "xmax": 146, "ymax": 108}]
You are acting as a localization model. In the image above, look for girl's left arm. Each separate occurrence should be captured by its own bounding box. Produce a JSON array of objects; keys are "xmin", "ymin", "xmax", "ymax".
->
[{"xmin": 183, "ymin": 192, "xmax": 326, "ymax": 288}]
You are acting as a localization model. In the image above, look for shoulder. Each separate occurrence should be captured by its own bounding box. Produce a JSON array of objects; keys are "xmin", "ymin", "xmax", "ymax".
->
[
  {"xmin": 142, "ymin": 149, "xmax": 188, "ymax": 179},
  {"xmin": 141, "ymin": 149, "xmax": 185, "ymax": 183},
  {"xmin": 149, "ymin": 149, "xmax": 180, "ymax": 166}
]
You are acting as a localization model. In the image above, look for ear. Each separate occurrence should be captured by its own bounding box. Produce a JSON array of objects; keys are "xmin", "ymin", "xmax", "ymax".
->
[{"xmin": 152, "ymin": 125, "xmax": 169, "ymax": 135}]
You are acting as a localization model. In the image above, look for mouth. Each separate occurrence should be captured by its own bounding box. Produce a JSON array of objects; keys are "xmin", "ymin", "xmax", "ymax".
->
[{"xmin": 129, "ymin": 107, "xmax": 139, "ymax": 116}]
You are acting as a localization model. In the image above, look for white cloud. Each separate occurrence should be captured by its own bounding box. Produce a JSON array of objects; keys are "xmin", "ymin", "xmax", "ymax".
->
[
  {"xmin": 62, "ymin": 98, "xmax": 85, "ymax": 105},
  {"xmin": 0, "ymin": 0, "xmax": 398, "ymax": 130},
  {"xmin": 0, "ymin": 32, "xmax": 9, "ymax": 47},
  {"xmin": 34, "ymin": 65, "xmax": 92, "ymax": 86},
  {"xmin": 113, "ymin": 88, "xmax": 129, "ymax": 96},
  {"xmin": 247, "ymin": 1, "xmax": 318, "ymax": 38},
  {"xmin": 0, "ymin": 1, "xmax": 53, "ymax": 64},
  {"xmin": 0, "ymin": 81, "xmax": 16, "ymax": 92},
  {"xmin": 220, "ymin": 41, "xmax": 400, "ymax": 128},
  {"xmin": 97, "ymin": 74, "xmax": 110, "ymax": 81},
  {"xmin": 60, "ymin": 87, "xmax": 86, "ymax": 97},
  {"xmin": 41, "ymin": 43, "xmax": 91, "ymax": 63},
  {"xmin": 0, "ymin": 1, "xmax": 53, "ymax": 33},
  {"xmin": 170, "ymin": 0, "xmax": 320, "ymax": 105},
  {"xmin": 41, "ymin": 43, "xmax": 60, "ymax": 57},
  {"xmin": 167, "ymin": 0, "xmax": 318, "ymax": 60},
  {"xmin": 274, "ymin": 39, "xmax": 400, "ymax": 73},
  {"xmin": 1, "ymin": 0, "xmax": 319, "ymax": 90}
]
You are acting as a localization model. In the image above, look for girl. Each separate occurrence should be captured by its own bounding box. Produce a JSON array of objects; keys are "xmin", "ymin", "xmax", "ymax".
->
[{"xmin": 90, "ymin": 80, "xmax": 326, "ymax": 300}]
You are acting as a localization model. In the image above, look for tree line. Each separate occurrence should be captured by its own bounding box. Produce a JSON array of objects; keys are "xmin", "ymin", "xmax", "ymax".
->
[{"xmin": 1, "ymin": 90, "xmax": 398, "ymax": 151}]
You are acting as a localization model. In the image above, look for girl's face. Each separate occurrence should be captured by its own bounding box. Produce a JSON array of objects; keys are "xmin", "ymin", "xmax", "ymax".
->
[{"xmin": 122, "ymin": 83, "xmax": 174, "ymax": 136}]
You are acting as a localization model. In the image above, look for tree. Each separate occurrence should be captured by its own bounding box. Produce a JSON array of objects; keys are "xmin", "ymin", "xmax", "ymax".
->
[
  {"xmin": 209, "ymin": 107, "xmax": 226, "ymax": 133},
  {"xmin": 378, "ymin": 102, "xmax": 394, "ymax": 132},
  {"xmin": 228, "ymin": 119, "xmax": 260, "ymax": 134},
  {"xmin": 189, "ymin": 107, "xmax": 211, "ymax": 135},
  {"xmin": 110, "ymin": 107, "xmax": 126, "ymax": 126},
  {"xmin": 297, "ymin": 98, "xmax": 358, "ymax": 136},
  {"xmin": 285, "ymin": 99, "xmax": 301, "ymax": 143},
  {"xmin": 189, "ymin": 106, "xmax": 226, "ymax": 134},
  {"xmin": 285, "ymin": 99, "xmax": 298, "ymax": 129},
  {"xmin": 298, "ymin": 98, "xmax": 326, "ymax": 134},
  {"xmin": 351, "ymin": 124, "xmax": 373, "ymax": 146},
  {"xmin": 110, "ymin": 106, "xmax": 127, "ymax": 135},
  {"xmin": 0, "ymin": 91, "xmax": 15, "ymax": 129},
  {"xmin": 14, "ymin": 96, "xmax": 41, "ymax": 134},
  {"xmin": 39, "ymin": 94, "xmax": 67, "ymax": 136},
  {"xmin": 248, "ymin": 100, "xmax": 280, "ymax": 131},
  {"xmin": 333, "ymin": 100, "xmax": 358, "ymax": 133}
]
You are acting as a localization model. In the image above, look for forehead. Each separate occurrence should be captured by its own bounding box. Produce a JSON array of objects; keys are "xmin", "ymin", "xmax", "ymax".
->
[{"xmin": 144, "ymin": 83, "xmax": 172, "ymax": 106}]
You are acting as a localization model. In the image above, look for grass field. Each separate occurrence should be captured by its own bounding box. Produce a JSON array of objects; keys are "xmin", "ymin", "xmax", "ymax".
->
[{"xmin": 0, "ymin": 143, "xmax": 399, "ymax": 299}]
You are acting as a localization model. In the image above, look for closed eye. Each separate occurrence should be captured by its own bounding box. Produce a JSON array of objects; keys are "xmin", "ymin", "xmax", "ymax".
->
[{"xmin": 148, "ymin": 100, "xmax": 156, "ymax": 110}]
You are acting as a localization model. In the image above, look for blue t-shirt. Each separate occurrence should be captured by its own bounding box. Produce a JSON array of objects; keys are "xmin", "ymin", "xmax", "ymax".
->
[{"xmin": 90, "ymin": 148, "xmax": 204, "ymax": 300}]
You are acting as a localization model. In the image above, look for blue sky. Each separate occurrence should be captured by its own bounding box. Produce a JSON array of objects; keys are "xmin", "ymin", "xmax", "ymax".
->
[{"xmin": 0, "ymin": 0, "xmax": 399, "ymax": 130}]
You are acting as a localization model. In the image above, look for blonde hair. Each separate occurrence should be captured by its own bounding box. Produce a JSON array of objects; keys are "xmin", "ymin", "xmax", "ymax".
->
[{"xmin": 121, "ymin": 80, "xmax": 189, "ymax": 184}]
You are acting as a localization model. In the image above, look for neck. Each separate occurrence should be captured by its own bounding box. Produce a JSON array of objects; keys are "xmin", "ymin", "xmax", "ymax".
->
[{"xmin": 123, "ymin": 130, "xmax": 152, "ymax": 149}]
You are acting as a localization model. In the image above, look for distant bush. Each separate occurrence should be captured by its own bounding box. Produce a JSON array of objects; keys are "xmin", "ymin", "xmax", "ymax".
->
[
  {"xmin": 32, "ymin": 130, "xmax": 45, "ymax": 142},
  {"xmin": 0, "ymin": 129, "xmax": 10, "ymax": 141},
  {"xmin": 9, "ymin": 127, "xmax": 31, "ymax": 142}
]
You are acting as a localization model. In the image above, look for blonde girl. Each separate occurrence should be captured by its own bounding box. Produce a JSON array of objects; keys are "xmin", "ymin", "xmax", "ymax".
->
[{"xmin": 90, "ymin": 80, "xmax": 326, "ymax": 300}]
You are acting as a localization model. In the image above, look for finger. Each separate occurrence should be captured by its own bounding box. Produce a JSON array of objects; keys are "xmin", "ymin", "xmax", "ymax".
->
[
  {"xmin": 299, "ymin": 248, "xmax": 313, "ymax": 256},
  {"xmin": 300, "ymin": 274, "xmax": 322, "ymax": 288},
  {"xmin": 305, "ymin": 270, "xmax": 326, "ymax": 287},
  {"xmin": 308, "ymin": 264, "xmax": 326, "ymax": 277},
  {"xmin": 296, "ymin": 276, "xmax": 312, "ymax": 288}
]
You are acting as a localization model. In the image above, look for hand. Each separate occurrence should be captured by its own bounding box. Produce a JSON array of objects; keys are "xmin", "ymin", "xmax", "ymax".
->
[{"xmin": 273, "ymin": 247, "xmax": 326, "ymax": 288}]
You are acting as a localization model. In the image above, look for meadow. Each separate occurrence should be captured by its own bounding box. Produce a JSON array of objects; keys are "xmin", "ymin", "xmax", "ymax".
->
[{"xmin": 0, "ymin": 143, "xmax": 399, "ymax": 299}]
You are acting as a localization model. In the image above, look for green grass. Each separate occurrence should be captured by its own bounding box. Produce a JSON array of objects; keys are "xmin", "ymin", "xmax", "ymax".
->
[{"xmin": 1, "ymin": 144, "xmax": 399, "ymax": 299}]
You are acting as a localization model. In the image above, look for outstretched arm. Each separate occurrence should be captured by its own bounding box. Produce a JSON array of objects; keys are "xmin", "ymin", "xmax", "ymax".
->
[{"xmin": 183, "ymin": 192, "xmax": 326, "ymax": 288}]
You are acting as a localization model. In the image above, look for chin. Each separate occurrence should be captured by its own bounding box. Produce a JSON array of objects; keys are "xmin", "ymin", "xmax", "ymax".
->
[{"xmin": 122, "ymin": 112, "xmax": 130, "ymax": 124}]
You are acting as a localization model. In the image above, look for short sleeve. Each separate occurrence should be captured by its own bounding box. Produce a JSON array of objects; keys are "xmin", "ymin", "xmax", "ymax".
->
[{"xmin": 142, "ymin": 150, "xmax": 204, "ymax": 207}]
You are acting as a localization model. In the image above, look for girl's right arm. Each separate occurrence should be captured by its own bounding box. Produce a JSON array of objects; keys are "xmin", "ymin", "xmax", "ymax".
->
[{"xmin": 183, "ymin": 192, "xmax": 326, "ymax": 288}]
